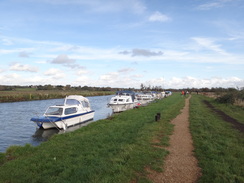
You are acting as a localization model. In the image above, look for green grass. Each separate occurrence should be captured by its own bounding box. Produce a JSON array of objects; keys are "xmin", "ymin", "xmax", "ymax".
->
[
  {"xmin": 14, "ymin": 87, "xmax": 37, "ymax": 91},
  {"xmin": 189, "ymin": 94, "xmax": 244, "ymax": 183},
  {"xmin": 0, "ymin": 93, "xmax": 185, "ymax": 183}
]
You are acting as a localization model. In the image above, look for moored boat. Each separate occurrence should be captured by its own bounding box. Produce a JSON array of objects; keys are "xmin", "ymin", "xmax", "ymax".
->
[
  {"xmin": 135, "ymin": 92, "xmax": 154, "ymax": 105},
  {"xmin": 108, "ymin": 91, "xmax": 139, "ymax": 113},
  {"xmin": 30, "ymin": 95, "xmax": 95, "ymax": 130}
]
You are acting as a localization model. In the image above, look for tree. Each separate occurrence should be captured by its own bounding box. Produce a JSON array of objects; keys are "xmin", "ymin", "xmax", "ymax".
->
[
  {"xmin": 65, "ymin": 85, "xmax": 71, "ymax": 90},
  {"xmin": 140, "ymin": 83, "xmax": 145, "ymax": 91}
]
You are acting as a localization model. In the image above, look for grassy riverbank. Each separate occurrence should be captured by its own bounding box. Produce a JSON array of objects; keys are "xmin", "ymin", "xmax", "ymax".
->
[
  {"xmin": 0, "ymin": 90, "xmax": 114, "ymax": 103},
  {"xmin": 189, "ymin": 94, "xmax": 244, "ymax": 182},
  {"xmin": 0, "ymin": 93, "xmax": 185, "ymax": 182}
]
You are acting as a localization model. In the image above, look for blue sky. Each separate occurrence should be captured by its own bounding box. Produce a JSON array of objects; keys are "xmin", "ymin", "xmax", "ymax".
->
[{"xmin": 0, "ymin": 0, "xmax": 243, "ymax": 89}]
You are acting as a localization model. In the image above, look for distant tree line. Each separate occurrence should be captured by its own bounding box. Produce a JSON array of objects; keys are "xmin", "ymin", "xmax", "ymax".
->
[
  {"xmin": 34, "ymin": 85, "xmax": 132, "ymax": 92},
  {"xmin": 0, "ymin": 85, "xmax": 133, "ymax": 92},
  {"xmin": 0, "ymin": 85, "xmax": 22, "ymax": 91},
  {"xmin": 0, "ymin": 84, "xmax": 243, "ymax": 93}
]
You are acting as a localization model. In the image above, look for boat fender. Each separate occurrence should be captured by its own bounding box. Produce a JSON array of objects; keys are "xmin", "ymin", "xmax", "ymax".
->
[{"xmin": 62, "ymin": 123, "xmax": 67, "ymax": 130}]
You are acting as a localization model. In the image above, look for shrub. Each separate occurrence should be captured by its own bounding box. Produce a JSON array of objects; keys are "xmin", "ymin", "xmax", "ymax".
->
[{"xmin": 216, "ymin": 93, "xmax": 235, "ymax": 104}]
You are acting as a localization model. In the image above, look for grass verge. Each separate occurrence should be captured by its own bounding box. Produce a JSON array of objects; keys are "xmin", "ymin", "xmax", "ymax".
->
[
  {"xmin": 189, "ymin": 94, "xmax": 244, "ymax": 182},
  {"xmin": 0, "ymin": 93, "xmax": 184, "ymax": 183}
]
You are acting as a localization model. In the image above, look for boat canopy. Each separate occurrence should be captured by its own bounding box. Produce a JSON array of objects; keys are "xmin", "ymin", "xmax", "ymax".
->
[
  {"xmin": 64, "ymin": 95, "xmax": 90, "ymax": 106},
  {"xmin": 116, "ymin": 90, "xmax": 135, "ymax": 95},
  {"xmin": 115, "ymin": 90, "xmax": 135, "ymax": 101}
]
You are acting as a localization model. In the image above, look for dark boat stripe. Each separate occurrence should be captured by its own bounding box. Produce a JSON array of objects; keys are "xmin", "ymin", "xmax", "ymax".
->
[{"xmin": 31, "ymin": 110, "xmax": 95, "ymax": 123}]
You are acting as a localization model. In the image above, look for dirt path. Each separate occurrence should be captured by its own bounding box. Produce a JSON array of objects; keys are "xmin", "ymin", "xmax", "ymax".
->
[
  {"xmin": 148, "ymin": 96, "xmax": 202, "ymax": 183},
  {"xmin": 203, "ymin": 100, "xmax": 244, "ymax": 133}
]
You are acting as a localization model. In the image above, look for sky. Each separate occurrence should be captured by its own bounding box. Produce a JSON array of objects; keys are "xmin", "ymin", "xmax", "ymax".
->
[{"xmin": 0, "ymin": 0, "xmax": 244, "ymax": 89}]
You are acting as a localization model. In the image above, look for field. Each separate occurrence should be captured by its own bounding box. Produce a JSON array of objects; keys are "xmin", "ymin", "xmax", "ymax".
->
[{"xmin": 0, "ymin": 93, "xmax": 243, "ymax": 182}]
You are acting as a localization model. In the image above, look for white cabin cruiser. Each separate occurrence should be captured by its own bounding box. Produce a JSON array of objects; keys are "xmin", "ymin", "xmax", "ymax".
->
[
  {"xmin": 108, "ymin": 91, "xmax": 138, "ymax": 113},
  {"xmin": 136, "ymin": 92, "xmax": 154, "ymax": 105},
  {"xmin": 31, "ymin": 95, "xmax": 95, "ymax": 130}
]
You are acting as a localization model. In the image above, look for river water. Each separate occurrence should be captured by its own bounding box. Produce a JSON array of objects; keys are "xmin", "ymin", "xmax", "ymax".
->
[{"xmin": 0, "ymin": 95, "xmax": 113, "ymax": 152}]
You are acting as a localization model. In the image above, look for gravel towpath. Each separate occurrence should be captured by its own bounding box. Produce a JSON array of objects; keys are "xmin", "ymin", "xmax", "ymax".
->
[{"xmin": 148, "ymin": 96, "xmax": 202, "ymax": 183}]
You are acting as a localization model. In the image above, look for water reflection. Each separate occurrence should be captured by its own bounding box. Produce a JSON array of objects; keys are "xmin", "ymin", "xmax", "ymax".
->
[
  {"xmin": 32, "ymin": 128, "xmax": 59, "ymax": 142},
  {"xmin": 32, "ymin": 119, "xmax": 95, "ymax": 141}
]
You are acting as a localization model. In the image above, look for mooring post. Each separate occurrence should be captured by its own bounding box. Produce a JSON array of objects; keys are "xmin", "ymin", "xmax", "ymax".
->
[
  {"xmin": 157, "ymin": 112, "xmax": 161, "ymax": 120},
  {"xmin": 155, "ymin": 115, "xmax": 158, "ymax": 121},
  {"xmin": 155, "ymin": 112, "xmax": 161, "ymax": 121}
]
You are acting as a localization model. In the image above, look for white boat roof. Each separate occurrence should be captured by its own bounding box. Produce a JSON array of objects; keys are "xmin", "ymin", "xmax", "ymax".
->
[
  {"xmin": 65, "ymin": 95, "xmax": 89, "ymax": 102},
  {"xmin": 112, "ymin": 96, "xmax": 130, "ymax": 100}
]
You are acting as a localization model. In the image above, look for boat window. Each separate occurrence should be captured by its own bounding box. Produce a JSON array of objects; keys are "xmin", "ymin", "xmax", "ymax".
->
[
  {"xmin": 118, "ymin": 99, "xmax": 124, "ymax": 102},
  {"xmin": 45, "ymin": 107, "xmax": 63, "ymax": 116},
  {"xmin": 113, "ymin": 99, "xmax": 117, "ymax": 101},
  {"xmin": 66, "ymin": 99, "xmax": 80, "ymax": 105},
  {"xmin": 126, "ymin": 99, "xmax": 129, "ymax": 102},
  {"xmin": 81, "ymin": 101, "xmax": 90, "ymax": 108},
  {"xmin": 64, "ymin": 107, "xmax": 78, "ymax": 115}
]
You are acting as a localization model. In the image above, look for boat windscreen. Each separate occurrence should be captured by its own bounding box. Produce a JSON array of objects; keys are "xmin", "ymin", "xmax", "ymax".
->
[
  {"xmin": 65, "ymin": 99, "xmax": 80, "ymax": 105},
  {"xmin": 45, "ymin": 107, "xmax": 63, "ymax": 116}
]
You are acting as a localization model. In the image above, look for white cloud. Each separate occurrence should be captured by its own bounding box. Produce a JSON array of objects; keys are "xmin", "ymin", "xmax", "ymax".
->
[
  {"xmin": 197, "ymin": 0, "xmax": 235, "ymax": 10},
  {"xmin": 19, "ymin": 51, "xmax": 31, "ymax": 58},
  {"xmin": 148, "ymin": 11, "xmax": 171, "ymax": 22},
  {"xmin": 0, "ymin": 73, "xmax": 61, "ymax": 85},
  {"xmin": 0, "ymin": 68, "xmax": 4, "ymax": 73},
  {"xmin": 3, "ymin": 34, "xmax": 241, "ymax": 66},
  {"xmin": 0, "ymin": 48, "xmax": 35, "ymax": 55},
  {"xmin": 99, "ymin": 72, "xmax": 119, "ymax": 82},
  {"xmin": 119, "ymin": 49, "xmax": 163, "ymax": 57},
  {"xmin": 118, "ymin": 67, "xmax": 134, "ymax": 73},
  {"xmin": 50, "ymin": 54, "xmax": 88, "ymax": 69},
  {"xmin": 44, "ymin": 68, "xmax": 65, "ymax": 79},
  {"xmin": 51, "ymin": 54, "xmax": 75, "ymax": 64},
  {"xmin": 1, "ymin": 38, "xmax": 13, "ymax": 45},
  {"xmin": 1, "ymin": 69, "xmax": 243, "ymax": 89},
  {"xmin": 77, "ymin": 69, "xmax": 89, "ymax": 75},
  {"xmin": 74, "ymin": 76, "xmax": 90, "ymax": 85},
  {"xmin": 191, "ymin": 37, "xmax": 228, "ymax": 55},
  {"xmin": 88, "ymin": 0, "xmax": 146, "ymax": 14},
  {"xmin": 0, "ymin": 73, "xmax": 50, "ymax": 86},
  {"xmin": 0, "ymin": 73, "xmax": 20, "ymax": 84},
  {"xmin": 18, "ymin": 0, "xmax": 146, "ymax": 14},
  {"xmin": 140, "ymin": 76, "xmax": 244, "ymax": 89},
  {"xmin": 197, "ymin": 2, "xmax": 222, "ymax": 10},
  {"xmin": 9, "ymin": 63, "xmax": 38, "ymax": 72},
  {"xmin": 131, "ymin": 74, "xmax": 143, "ymax": 78},
  {"xmin": 130, "ymin": 0, "xmax": 147, "ymax": 14},
  {"xmin": 133, "ymin": 49, "xmax": 163, "ymax": 57},
  {"xmin": 96, "ymin": 71, "xmax": 141, "ymax": 88}
]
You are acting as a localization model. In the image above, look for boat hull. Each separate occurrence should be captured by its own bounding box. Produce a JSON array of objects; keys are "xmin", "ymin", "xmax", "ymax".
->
[
  {"xmin": 137, "ymin": 99, "xmax": 152, "ymax": 106},
  {"xmin": 108, "ymin": 103, "xmax": 134, "ymax": 113},
  {"xmin": 31, "ymin": 111, "xmax": 95, "ymax": 129}
]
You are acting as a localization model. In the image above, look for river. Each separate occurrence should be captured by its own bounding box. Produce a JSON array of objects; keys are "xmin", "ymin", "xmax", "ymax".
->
[{"xmin": 0, "ymin": 95, "xmax": 113, "ymax": 152}]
